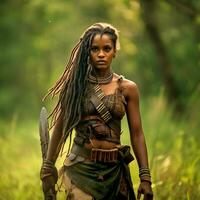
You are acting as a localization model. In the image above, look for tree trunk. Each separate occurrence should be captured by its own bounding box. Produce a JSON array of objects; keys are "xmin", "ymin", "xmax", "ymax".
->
[
  {"xmin": 141, "ymin": 0, "xmax": 183, "ymax": 113},
  {"xmin": 166, "ymin": 0, "xmax": 200, "ymax": 94}
]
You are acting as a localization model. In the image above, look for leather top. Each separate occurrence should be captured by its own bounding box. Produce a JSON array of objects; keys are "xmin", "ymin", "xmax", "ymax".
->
[{"xmin": 81, "ymin": 76, "xmax": 126, "ymax": 120}]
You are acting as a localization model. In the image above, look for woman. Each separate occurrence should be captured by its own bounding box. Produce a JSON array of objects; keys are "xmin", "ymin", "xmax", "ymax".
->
[{"xmin": 40, "ymin": 22, "xmax": 153, "ymax": 200}]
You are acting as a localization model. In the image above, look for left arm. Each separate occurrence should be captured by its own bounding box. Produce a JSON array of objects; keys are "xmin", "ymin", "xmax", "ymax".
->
[
  {"xmin": 123, "ymin": 80, "xmax": 153, "ymax": 200},
  {"xmin": 125, "ymin": 81, "xmax": 148, "ymax": 168}
]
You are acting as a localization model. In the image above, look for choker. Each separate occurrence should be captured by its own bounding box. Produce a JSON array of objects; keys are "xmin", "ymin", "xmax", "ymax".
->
[{"xmin": 88, "ymin": 71, "xmax": 113, "ymax": 84}]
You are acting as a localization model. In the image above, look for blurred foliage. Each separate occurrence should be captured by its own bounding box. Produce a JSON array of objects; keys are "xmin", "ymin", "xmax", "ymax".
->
[
  {"xmin": 0, "ymin": 0, "xmax": 199, "ymax": 119},
  {"xmin": 0, "ymin": 0, "xmax": 200, "ymax": 199}
]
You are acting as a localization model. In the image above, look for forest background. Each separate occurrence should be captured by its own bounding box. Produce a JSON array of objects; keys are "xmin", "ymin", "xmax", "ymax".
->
[{"xmin": 0, "ymin": 0, "xmax": 199, "ymax": 199}]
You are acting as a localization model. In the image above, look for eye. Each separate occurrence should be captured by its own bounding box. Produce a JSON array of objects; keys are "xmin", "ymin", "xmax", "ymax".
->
[
  {"xmin": 90, "ymin": 46, "xmax": 98, "ymax": 52},
  {"xmin": 104, "ymin": 45, "xmax": 112, "ymax": 52}
]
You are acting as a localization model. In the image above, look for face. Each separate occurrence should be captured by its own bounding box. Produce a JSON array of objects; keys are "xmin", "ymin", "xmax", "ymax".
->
[{"xmin": 90, "ymin": 34, "xmax": 116, "ymax": 70}]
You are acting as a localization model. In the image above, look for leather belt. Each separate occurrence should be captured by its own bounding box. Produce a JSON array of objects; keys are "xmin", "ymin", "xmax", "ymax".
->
[{"xmin": 70, "ymin": 143, "xmax": 118, "ymax": 163}]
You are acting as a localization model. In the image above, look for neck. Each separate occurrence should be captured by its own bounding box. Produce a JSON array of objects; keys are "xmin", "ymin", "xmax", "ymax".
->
[{"xmin": 91, "ymin": 68, "xmax": 112, "ymax": 78}]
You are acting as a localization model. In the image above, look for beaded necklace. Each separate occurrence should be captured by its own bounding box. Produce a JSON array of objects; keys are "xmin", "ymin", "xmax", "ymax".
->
[{"xmin": 88, "ymin": 70, "xmax": 113, "ymax": 84}]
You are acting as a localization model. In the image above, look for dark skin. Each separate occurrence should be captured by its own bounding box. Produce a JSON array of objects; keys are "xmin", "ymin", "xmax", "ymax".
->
[{"xmin": 45, "ymin": 33, "xmax": 153, "ymax": 199}]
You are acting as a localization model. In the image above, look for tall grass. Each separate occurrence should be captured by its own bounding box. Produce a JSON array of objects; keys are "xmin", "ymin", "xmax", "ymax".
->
[
  {"xmin": 139, "ymin": 89, "xmax": 200, "ymax": 200},
  {"xmin": 0, "ymin": 90, "xmax": 199, "ymax": 199}
]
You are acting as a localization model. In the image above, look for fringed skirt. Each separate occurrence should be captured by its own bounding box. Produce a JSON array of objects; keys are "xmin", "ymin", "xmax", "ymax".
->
[{"xmin": 60, "ymin": 153, "xmax": 136, "ymax": 200}]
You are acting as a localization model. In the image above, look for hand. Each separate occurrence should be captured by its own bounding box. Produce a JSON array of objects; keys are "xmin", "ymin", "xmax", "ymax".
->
[
  {"xmin": 137, "ymin": 181, "xmax": 153, "ymax": 200},
  {"xmin": 40, "ymin": 160, "xmax": 58, "ymax": 196},
  {"xmin": 42, "ymin": 174, "xmax": 57, "ymax": 194},
  {"xmin": 41, "ymin": 168, "xmax": 58, "ymax": 200}
]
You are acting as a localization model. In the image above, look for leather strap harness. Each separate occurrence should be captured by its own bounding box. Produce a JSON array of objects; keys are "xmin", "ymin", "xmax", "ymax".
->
[
  {"xmin": 90, "ymin": 84, "xmax": 121, "ymax": 133},
  {"xmin": 70, "ymin": 83, "xmax": 122, "ymax": 163}
]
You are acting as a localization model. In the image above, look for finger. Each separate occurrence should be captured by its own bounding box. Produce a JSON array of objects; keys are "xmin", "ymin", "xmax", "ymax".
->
[
  {"xmin": 137, "ymin": 190, "xmax": 142, "ymax": 200},
  {"xmin": 45, "ymin": 190, "xmax": 56, "ymax": 200},
  {"xmin": 42, "ymin": 182, "xmax": 51, "ymax": 194},
  {"xmin": 144, "ymin": 192, "xmax": 153, "ymax": 200},
  {"xmin": 42, "ymin": 179, "xmax": 55, "ymax": 193}
]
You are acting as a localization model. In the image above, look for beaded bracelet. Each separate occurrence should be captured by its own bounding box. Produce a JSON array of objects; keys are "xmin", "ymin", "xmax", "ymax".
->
[
  {"xmin": 40, "ymin": 159, "xmax": 55, "ymax": 180},
  {"xmin": 139, "ymin": 166, "xmax": 152, "ymax": 185}
]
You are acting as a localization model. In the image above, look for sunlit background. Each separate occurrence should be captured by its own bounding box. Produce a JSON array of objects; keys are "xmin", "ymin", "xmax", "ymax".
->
[{"xmin": 0, "ymin": 0, "xmax": 200, "ymax": 199}]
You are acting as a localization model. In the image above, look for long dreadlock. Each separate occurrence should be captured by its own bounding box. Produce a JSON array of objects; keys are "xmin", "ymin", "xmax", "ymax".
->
[{"xmin": 43, "ymin": 22, "xmax": 120, "ymax": 153}]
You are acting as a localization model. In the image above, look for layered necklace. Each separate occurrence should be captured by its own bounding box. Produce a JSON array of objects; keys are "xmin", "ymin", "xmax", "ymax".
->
[{"xmin": 88, "ymin": 70, "xmax": 113, "ymax": 84}]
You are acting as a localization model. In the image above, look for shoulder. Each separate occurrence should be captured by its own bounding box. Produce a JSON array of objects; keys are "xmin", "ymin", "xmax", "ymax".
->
[{"xmin": 114, "ymin": 74, "xmax": 139, "ymax": 100}]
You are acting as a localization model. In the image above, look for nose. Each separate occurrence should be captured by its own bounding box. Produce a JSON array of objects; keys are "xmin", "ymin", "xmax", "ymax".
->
[{"xmin": 98, "ymin": 50, "xmax": 105, "ymax": 58}]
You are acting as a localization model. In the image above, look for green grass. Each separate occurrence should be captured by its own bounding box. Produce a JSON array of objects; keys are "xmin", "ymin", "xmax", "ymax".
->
[{"xmin": 0, "ymin": 92, "xmax": 200, "ymax": 200}]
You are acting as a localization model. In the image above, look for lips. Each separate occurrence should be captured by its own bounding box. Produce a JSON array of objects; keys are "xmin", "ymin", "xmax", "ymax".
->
[{"xmin": 97, "ymin": 60, "xmax": 106, "ymax": 64}]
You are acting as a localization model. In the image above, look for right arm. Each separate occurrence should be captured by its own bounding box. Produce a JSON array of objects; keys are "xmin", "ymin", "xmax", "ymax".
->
[
  {"xmin": 46, "ymin": 112, "xmax": 64, "ymax": 164},
  {"xmin": 40, "ymin": 112, "xmax": 64, "ymax": 196}
]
